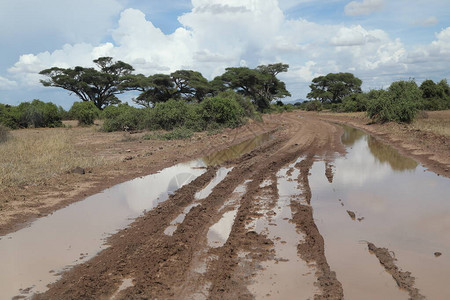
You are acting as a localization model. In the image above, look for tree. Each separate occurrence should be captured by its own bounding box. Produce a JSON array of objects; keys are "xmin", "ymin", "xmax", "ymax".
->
[
  {"xmin": 216, "ymin": 64, "xmax": 290, "ymax": 111},
  {"xmin": 307, "ymin": 73, "xmax": 362, "ymax": 104},
  {"xmin": 121, "ymin": 74, "xmax": 176, "ymax": 107},
  {"xmin": 420, "ymin": 79, "xmax": 450, "ymax": 110},
  {"xmin": 170, "ymin": 70, "xmax": 213, "ymax": 102},
  {"xmin": 40, "ymin": 57, "xmax": 134, "ymax": 110}
]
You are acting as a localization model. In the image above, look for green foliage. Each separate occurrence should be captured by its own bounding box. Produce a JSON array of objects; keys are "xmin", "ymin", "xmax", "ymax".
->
[
  {"xmin": 367, "ymin": 80, "xmax": 422, "ymax": 123},
  {"xmin": 200, "ymin": 94, "xmax": 244, "ymax": 128},
  {"xmin": 102, "ymin": 104, "xmax": 145, "ymax": 132},
  {"xmin": 0, "ymin": 124, "xmax": 10, "ymax": 143},
  {"xmin": 69, "ymin": 101, "xmax": 100, "ymax": 125},
  {"xmin": 18, "ymin": 100, "xmax": 63, "ymax": 128},
  {"xmin": 143, "ymin": 127, "xmax": 194, "ymax": 140},
  {"xmin": 419, "ymin": 79, "xmax": 450, "ymax": 110},
  {"xmin": 121, "ymin": 74, "xmax": 176, "ymax": 107},
  {"xmin": 216, "ymin": 64, "xmax": 290, "ymax": 111},
  {"xmin": 171, "ymin": 70, "xmax": 213, "ymax": 102},
  {"xmin": 304, "ymin": 100, "xmax": 323, "ymax": 111},
  {"xmin": 307, "ymin": 73, "xmax": 362, "ymax": 104},
  {"xmin": 145, "ymin": 99, "xmax": 198, "ymax": 131},
  {"xmin": 337, "ymin": 93, "xmax": 368, "ymax": 112},
  {"xmin": 0, "ymin": 104, "xmax": 21, "ymax": 129},
  {"xmin": 40, "ymin": 57, "xmax": 134, "ymax": 109}
]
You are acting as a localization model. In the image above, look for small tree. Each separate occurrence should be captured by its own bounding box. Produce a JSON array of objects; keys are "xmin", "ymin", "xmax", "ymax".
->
[{"xmin": 307, "ymin": 73, "xmax": 362, "ymax": 104}]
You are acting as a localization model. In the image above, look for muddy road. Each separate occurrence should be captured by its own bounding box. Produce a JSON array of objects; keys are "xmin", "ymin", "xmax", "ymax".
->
[{"xmin": 2, "ymin": 114, "xmax": 450, "ymax": 299}]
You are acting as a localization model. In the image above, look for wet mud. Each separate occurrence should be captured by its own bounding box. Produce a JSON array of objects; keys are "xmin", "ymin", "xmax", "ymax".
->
[
  {"xmin": 5, "ymin": 114, "xmax": 450, "ymax": 299},
  {"xmin": 367, "ymin": 242, "xmax": 425, "ymax": 300}
]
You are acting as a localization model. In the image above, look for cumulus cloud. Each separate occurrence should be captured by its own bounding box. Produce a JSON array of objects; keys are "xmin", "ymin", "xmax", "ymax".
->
[
  {"xmin": 0, "ymin": 76, "xmax": 17, "ymax": 89},
  {"xmin": 4, "ymin": 0, "xmax": 449, "ymax": 100},
  {"xmin": 344, "ymin": 0, "xmax": 384, "ymax": 16}
]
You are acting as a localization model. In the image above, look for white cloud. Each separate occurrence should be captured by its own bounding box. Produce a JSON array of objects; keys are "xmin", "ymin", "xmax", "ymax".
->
[
  {"xmin": 344, "ymin": 0, "xmax": 384, "ymax": 16},
  {"xmin": 0, "ymin": 76, "xmax": 17, "ymax": 89},
  {"xmin": 3, "ymin": 0, "xmax": 449, "ymax": 101}
]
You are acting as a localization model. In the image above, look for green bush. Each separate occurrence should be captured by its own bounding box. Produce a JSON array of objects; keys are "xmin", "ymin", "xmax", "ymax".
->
[
  {"xmin": 200, "ymin": 94, "xmax": 244, "ymax": 128},
  {"xmin": 144, "ymin": 99, "xmax": 204, "ymax": 131},
  {"xmin": 339, "ymin": 93, "xmax": 368, "ymax": 112},
  {"xmin": 69, "ymin": 101, "xmax": 100, "ymax": 125},
  {"xmin": 0, "ymin": 124, "xmax": 10, "ymax": 143},
  {"xmin": 18, "ymin": 99, "xmax": 63, "ymax": 128},
  {"xmin": 102, "ymin": 104, "xmax": 145, "ymax": 132},
  {"xmin": 0, "ymin": 104, "xmax": 21, "ymax": 129},
  {"xmin": 143, "ymin": 127, "xmax": 194, "ymax": 140},
  {"xmin": 305, "ymin": 100, "xmax": 323, "ymax": 111},
  {"xmin": 367, "ymin": 80, "xmax": 422, "ymax": 123}
]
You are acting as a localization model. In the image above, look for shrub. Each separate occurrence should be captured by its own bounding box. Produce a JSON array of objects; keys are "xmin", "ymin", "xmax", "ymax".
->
[
  {"xmin": 340, "ymin": 93, "xmax": 368, "ymax": 112},
  {"xmin": 200, "ymin": 94, "xmax": 244, "ymax": 128},
  {"xmin": 0, "ymin": 104, "xmax": 21, "ymax": 129},
  {"xmin": 102, "ymin": 104, "xmax": 145, "ymax": 132},
  {"xmin": 18, "ymin": 99, "xmax": 63, "ymax": 128},
  {"xmin": 0, "ymin": 124, "xmax": 10, "ymax": 143},
  {"xmin": 305, "ymin": 100, "xmax": 323, "ymax": 111},
  {"xmin": 144, "ymin": 99, "xmax": 204, "ymax": 131},
  {"xmin": 367, "ymin": 80, "xmax": 422, "ymax": 123},
  {"xmin": 69, "ymin": 101, "xmax": 100, "ymax": 125}
]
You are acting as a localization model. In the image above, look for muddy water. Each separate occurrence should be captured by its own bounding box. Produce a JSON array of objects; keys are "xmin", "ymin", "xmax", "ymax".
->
[
  {"xmin": 247, "ymin": 159, "xmax": 317, "ymax": 299},
  {"xmin": 0, "ymin": 132, "xmax": 271, "ymax": 299},
  {"xmin": 310, "ymin": 126, "xmax": 450, "ymax": 299},
  {"xmin": 0, "ymin": 160, "xmax": 206, "ymax": 299},
  {"xmin": 202, "ymin": 132, "xmax": 272, "ymax": 166}
]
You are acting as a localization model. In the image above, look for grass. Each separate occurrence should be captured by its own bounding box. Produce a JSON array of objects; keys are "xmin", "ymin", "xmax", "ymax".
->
[
  {"xmin": 143, "ymin": 127, "xmax": 194, "ymax": 141},
  {"xmin": 412, "ymin": 110, "xmax": 450, "ymax": 137},
  {"xmin": 0, "ymin": 128, "xmax": 105, "ymax": 187},
  {"xmin": 0, "ymin": 124, "xmax": 9, "ymax": 144}
]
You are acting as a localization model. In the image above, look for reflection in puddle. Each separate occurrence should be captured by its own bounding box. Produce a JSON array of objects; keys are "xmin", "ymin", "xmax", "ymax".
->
[
  {"xmin": 207, "ymin": 181, "xmax": 249, "ymax": 248},
  {"xmin": 310, "ymin": 126, "xmax": 450, "ymax": 299},
  {"xmin": 248, "ymin": 162, "xmax": 317, "ymax": 299},
  {"xmin": 0, "ymin": 160, "xmax": 206, "ymax": 300},
  {"xmin": 202, "ymin": 133, "xmax": 272, "ymax": 166},
  {"xmin": 195, "ymin": 167, "xmax": 233, "ymax": 200},
  {"xmin": 165, "ymin": 167, "xmax": 234, "ymax": 236}
]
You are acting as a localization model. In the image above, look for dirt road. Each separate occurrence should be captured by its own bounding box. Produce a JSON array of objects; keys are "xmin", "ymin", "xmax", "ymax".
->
[
  {"xmin": 4, "ymin": 112, "xmax": 450, "ymax": 299},
  {"xmin": 29, "ymin": 114, "xmax": 346, "ymax": 299}
]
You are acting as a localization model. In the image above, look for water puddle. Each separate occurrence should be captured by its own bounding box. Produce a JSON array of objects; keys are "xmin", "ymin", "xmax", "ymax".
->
[
  {"xmin": 309, "ymin": 126, "xmax": 450, "ymax": 299},
  {"xmin": 202, "ymin": 132, "xmax": 272, "ymax": 166},
  {"xmin": 247, "ymin": 162, "xmax": 318, "ymax": 299},
  {"xmin": 206, "ymin": 181, "xmax": 249, "ymax": 248},
  {"xmin": 0, "ymin": 160, "xmax": 206, "ymax": 299},
  {"xmin": 165, "ymin": 167, "xmax": 234, "ymax": 236}
]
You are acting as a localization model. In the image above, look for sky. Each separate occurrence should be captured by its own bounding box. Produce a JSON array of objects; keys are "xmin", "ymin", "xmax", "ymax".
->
[{"xmin": 1, "ymin": 0, "xmax": 449, "ymax": 108}]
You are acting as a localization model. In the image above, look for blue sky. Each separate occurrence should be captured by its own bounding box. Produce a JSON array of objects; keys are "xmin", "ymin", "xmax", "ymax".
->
[{"xmin": 1, "ymin": 0, "xmax": 449, "ymax": 108}]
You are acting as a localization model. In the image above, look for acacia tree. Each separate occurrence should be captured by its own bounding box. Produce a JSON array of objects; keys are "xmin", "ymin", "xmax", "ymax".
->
[
  {"xmin": 307, "ymin": 72, "xmax": 362, "ymax": 104},
  {"xmin": 39, "ymin": 57, "xmax": 134, "ymax": 109},
  {"xmin": 170, "ymin": 70, "xmax": 213, "ymax": 102},
  {"xmin": 120, "ymin": 74, "xmax": 176, "ymax": 107},
  {"xmin": 216, "ymin": 63, "xmax": 290, "ymax": 111}
]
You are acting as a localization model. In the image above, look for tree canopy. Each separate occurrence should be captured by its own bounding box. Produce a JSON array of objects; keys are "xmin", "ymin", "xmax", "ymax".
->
[
  {"xmin": 307, "ymin": 72, "xmax": 362, "ymax": 104},
  {"xmin": 40, "ymin": 57, "xmax": 134, "ymax": 109},
  {"xmin": 215, "ymin": 63, "xmax": 290, "ymax": 111}
]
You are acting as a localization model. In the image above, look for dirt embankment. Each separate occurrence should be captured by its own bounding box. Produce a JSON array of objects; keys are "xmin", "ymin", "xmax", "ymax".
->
[
  {"xmin": 33, "ymin": 113, "xmax": 346, "ymax": 299},
  {"xmin": 308, "ymin": 111, "xmax": 450, "ymax": 178}
]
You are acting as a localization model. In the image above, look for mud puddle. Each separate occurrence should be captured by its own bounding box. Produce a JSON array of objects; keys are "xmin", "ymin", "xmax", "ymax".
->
[
  {"xmin": 0, "ymin": 132, "xmax": 272, "ymax": 300},
  {"xmin": 309, "ymin": 126, "xmax": 450, "ymax": 299},
  {"xmin": 202, "ymin": 132, "xmax": 272, "ymax": 166},
  {"xmin": 247, "ymin": 160, "xmax": 317, "ymax": 299}
]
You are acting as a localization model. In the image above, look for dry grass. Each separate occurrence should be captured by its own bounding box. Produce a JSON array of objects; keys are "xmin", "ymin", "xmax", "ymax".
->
[
  {"xmin": 0, "ymin": 127, "xmax": 106, "ymax": 187},
  {"xmin": 412, "ymin": 110, "xmax": 450, "ymax": 137}
]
